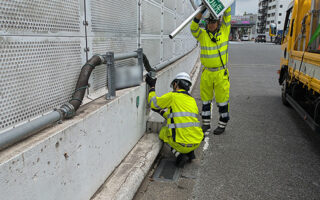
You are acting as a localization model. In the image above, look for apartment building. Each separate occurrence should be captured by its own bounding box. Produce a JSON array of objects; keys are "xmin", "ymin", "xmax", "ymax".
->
[{"xmin": 257, "ymin": 0, "xmax": 290, "ymax": 41}]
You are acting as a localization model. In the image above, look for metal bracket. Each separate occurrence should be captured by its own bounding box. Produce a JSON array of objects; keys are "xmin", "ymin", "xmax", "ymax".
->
[
  {"xmin": 136, "ymin": 48, "xmax": 144, "ymax": 83},
  {"xmin": 59, "ymin": 102, "xmax": 75, "ymax": 119},
  {"xmin": 83, "ymin": 20, "xmax": 89, "ymax": 26},
  {"xmin": 106, "ymin": 52, "xmax": 116, "ymax": 99}
]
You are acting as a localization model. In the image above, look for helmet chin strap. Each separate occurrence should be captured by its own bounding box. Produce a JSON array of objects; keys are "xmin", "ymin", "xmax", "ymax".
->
[
  {"xmin": 206, "ymin": 23, "xmax": 221, "ymax": 43},
  {"xmin": 206, "ymin": 29, "xmax": 219, "ymax": 43}
]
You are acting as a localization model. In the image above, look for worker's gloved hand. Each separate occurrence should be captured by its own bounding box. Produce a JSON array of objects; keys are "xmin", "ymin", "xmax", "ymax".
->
[
  {"xmin": 152, "ymin": 109, "xmax": 160, "ymax": 113},
  {"xmin": 146, "ymin": 73, "xmax": 157, "ymax": 87}
]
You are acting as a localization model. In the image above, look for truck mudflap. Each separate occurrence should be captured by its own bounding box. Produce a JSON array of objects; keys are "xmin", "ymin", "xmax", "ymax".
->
[
  {"xmin": 279, "ymin": 65, "xmax": 288, "ymax": 85},
  {"xmin": 286, "ymin": 94, "xmax": 320, "ymax": 132}
]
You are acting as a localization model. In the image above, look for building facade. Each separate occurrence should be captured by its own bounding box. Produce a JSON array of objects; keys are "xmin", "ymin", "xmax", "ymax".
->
[
  {"xmin": 257, "ymin": 0, "xmax": 290, "ymax": 40},
  {"xmin": 231, "ymin": 14, "xmax": 257, "ymax": 40},
  {"xmin": 231, "ymin": 1, "xmax": 236, "ymax": 16}
]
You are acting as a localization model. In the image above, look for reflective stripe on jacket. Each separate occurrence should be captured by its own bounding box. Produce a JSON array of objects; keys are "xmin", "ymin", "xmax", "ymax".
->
[
  {"xmin": 148, "ymin": 89, "xmax": 203, "ymax": 144},
  {"xmin": 190, "ymin": 7, "xmax": 231, "ymax": 68}
]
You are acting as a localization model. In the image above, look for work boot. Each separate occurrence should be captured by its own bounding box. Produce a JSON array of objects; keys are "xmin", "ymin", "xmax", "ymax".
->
[
  {"xmin": 175, "ymin": 154, "xmax": 189, "ymax": 168},
  {"xmin": 213, "ymin": 126, "xmax": 225, "ymax": 135},
  {"xmin": 187, "ymin": 151, "xmax": 196, "ymax": 162},
  {"xmin": 202, "ymin": 124, "xmax": 211, "ymax": 136}
]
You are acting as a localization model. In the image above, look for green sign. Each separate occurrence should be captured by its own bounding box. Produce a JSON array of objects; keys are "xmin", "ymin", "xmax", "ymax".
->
[{"xmin": 207, "ymin": 0, "xmax": 225, "ymax": 14}]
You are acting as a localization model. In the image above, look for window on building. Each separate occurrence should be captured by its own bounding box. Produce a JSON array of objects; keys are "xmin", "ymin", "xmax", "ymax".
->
[
  {"xmin": 279, "ymin": 13, "xmax": 282, "ymax": 16},
  {"xmin": 267, "ymin": 21, "xmax": 270, "ymax": 25},
  {"xmin": 268, "ymin": 14, "xmax": 270, "ymax": 17},
  {"xmin": 280, "ymin": 5, "xmax": 283, "ymax": 8},
  {"xmin": 278, "ymin": 21, "xmax": 281, "ymax": 24},
  {"xmin": 271, "ymin": 20, "xmax": 274, "ymax": 23}
]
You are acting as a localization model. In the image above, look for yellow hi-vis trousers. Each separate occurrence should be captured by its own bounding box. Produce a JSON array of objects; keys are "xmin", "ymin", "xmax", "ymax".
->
[
  {"xmin": 200, "ymin": 68, "xmax": 230, "ymax": 123},
  {"xmin": 159, "ymin": 126, "xmax": 200, "ymax": 154},
  {"xmin": 200, "ymin": 68, "xmax": 230, "ymax": 103}
]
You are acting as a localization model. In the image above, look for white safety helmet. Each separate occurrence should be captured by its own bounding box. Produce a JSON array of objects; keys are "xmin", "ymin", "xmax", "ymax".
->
[{"xmin": 170, "ymin": 72, "xmax": 192, "ymax": 90}]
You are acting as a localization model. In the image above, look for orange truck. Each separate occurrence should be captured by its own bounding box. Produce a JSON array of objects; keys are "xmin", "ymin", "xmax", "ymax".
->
[{"xmin": 279, "ymin": 0, "xmax": 320, "ymax": 131}]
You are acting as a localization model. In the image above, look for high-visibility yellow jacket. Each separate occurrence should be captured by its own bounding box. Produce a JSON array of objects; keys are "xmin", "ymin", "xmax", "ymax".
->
[
  {"xmin": 190, "ymin": 7, "xmax": 231, "ymax": 68},
  {"xmin": 148, "ymin": 89, "xmax": 203, "ymax": 144}
]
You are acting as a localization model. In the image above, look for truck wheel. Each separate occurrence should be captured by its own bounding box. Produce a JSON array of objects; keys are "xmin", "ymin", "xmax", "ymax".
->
[
  {"xmin": 313, "ymin": 99, "xmax": 320, "ymax": 124},
  {"xmin": 281, "ymin": 81, "xmax": 290, "ymax": 106}
]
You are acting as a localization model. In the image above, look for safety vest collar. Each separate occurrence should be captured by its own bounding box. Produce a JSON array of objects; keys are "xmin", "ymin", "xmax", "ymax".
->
[{"xmin": 173, "ymin": 89, "xmax": 190, "ymax": 96}]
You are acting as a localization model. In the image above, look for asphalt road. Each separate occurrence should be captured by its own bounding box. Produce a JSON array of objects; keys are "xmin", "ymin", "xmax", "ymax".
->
[{"xmin": 134, "ymin": 42, "xmax": 320, "ymax": 200}]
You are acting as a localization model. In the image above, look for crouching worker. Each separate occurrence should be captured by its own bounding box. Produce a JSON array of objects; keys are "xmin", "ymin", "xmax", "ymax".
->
[{"xmin": 146, "ymin": 72, "xmax": 204, "ymax": 168}]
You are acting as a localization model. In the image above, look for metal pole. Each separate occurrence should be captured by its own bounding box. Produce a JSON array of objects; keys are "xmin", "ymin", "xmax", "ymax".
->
[
  {"xmin": 0, "ymin": 111, "xmax": 61, "ymax": 151},
  {"xmin": 169, "ymin": 5, "xmax": 205, "ymax": 39},
  {"xmin": 114, "ymin": 52, "xmax": 138, "ymax": 61},
  {"xmin": 136, "ymin": 48, "xmax": 143, "ymax": 82},
  {"xmin": 106, "ymin": 52, "xmax": 116, "ymax": 99}
]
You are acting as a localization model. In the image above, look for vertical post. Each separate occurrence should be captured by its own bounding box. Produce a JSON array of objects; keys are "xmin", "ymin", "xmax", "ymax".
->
[
  {"xmin": 106, "ymin": 52, "xmax": 115, "ymax": 99},
  {"xmin": 136, "ymin": 48, "xmax": 143, "ymax": 82},
  {"xmin": 138, "ymin": 0, "xmax": 141, "ymax": 48}
]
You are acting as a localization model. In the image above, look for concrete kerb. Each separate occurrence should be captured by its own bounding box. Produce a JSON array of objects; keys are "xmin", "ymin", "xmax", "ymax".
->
[
  {"xmin": 91, "ymin": 57, "xmax": 202, "ymax": 200},
  {"xmin": 91, "ymin": 134, "xmax": 162, "ymax": 200}
]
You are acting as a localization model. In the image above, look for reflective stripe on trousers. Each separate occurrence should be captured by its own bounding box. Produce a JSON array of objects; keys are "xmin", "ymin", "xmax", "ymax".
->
[
  {"xmin": 218, "ymin": 101, "xmax": 229, "ymax": 122},
  {"xmin": 202, "ymin": 101, "xmax": 211, "ymax": 119}
]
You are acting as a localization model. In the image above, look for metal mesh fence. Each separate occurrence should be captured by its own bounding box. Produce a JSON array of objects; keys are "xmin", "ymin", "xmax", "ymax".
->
[{"xmin": 0, "ymin": 0, "xmax": 197, "ymax": 133}]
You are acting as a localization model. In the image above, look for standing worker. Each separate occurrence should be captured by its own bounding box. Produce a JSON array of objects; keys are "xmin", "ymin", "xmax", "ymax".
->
[
  {"xmin": 146, "ymin": 72, "xmax": 204, "ymax": 168},
  {"xmin": 190, "ymin": 6, "xmax": 231, "ymax": 135}
]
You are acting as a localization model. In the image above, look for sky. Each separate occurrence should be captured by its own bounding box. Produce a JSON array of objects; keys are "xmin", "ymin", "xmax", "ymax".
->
[
  {"xmin": 194, "ymin": 0, "xmax": 259, "ymax": 15},
  {"xmin": 235, "ymin": 0, "xmax": 259, "ymax": 15},
  {"xmin": 193, "ymin": 0, "xmax": 259, "ymax": 16}
]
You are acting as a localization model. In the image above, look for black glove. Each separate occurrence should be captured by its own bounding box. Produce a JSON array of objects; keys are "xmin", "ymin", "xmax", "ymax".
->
[
  {"xmin": 152, "ymin": 109, "xmax": 160, "ymax": 113},
  {"xmin": 201, "ymin": 7, "xmax": 207, "ymax": 14},
  {"xmin": 146, "ymin": 73, "xmax": 157, "ymax": 87}
]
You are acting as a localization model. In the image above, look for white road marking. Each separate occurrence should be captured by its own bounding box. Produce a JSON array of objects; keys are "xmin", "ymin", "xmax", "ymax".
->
[{"xmin": 203, "ymin": 136, "xmax": 210, "ymax": 151}]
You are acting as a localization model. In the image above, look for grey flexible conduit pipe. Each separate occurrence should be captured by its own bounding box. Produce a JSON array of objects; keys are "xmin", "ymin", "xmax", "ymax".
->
[{"xmin": 0, "ymin": 48, "xmax": 192, "ymax": 151}]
